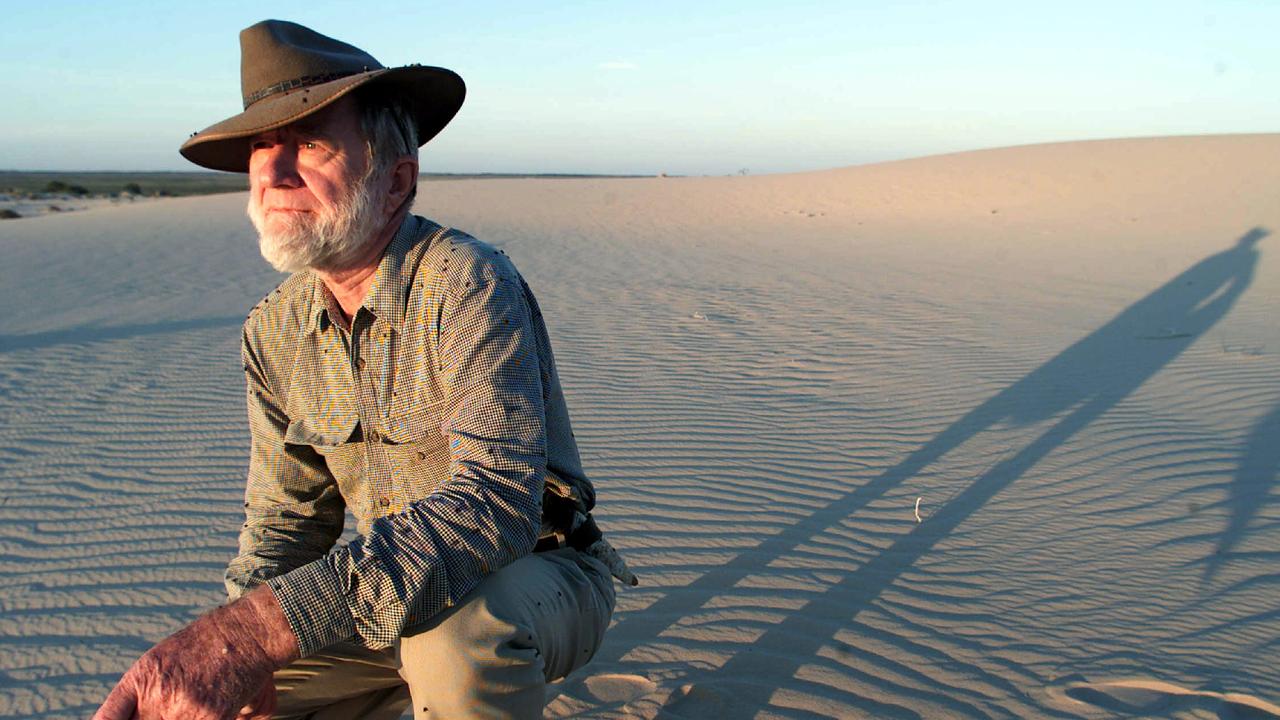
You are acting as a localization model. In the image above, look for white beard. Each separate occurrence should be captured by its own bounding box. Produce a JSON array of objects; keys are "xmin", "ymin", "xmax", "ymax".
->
[{"xmin": 248, "ymin": 170, "xmax": 384, "ymax": 273}]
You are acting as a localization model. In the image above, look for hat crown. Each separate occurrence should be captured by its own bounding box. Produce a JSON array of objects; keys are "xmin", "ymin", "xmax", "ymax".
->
[
  {"xmin": 181, "ymin": 19, "xmax": 465, "ymax": 172},
  {"xmin": 239, "ymin": 20, "xmax": 385, "ymax": 109}
]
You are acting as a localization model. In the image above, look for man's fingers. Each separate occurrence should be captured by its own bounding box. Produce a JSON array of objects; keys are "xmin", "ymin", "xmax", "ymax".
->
[
  {"xmin": 91, "ymin": 683, "xmax": 138, "ymax": 720},
  {"xmin": 258, "ymin": 681, "xmax": 277, "ymax": 717},
  {"xmin": 238, "ymin": 678, "xmax": 277, "ymax": 719}
]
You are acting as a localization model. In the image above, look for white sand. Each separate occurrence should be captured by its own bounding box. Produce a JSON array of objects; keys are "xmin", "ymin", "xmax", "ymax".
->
[
  {"xmin": 0, "ymin": 194, "xmax": 164, "ymax": 220},
  {"xmin": 1, "ymin": 134, "xmax": 1277, "ymax": 718}
]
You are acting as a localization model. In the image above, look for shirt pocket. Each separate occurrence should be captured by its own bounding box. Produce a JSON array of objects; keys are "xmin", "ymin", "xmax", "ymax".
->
[
  {"xmin": 381, "ymin": 407, "xmax": 452, "ymax": 501},
  {"xmin": 284, "ymin": 413, "xmax": 358, "ymax": 449},
  {"xmin": 284, "ymin": 413, "xmax": 363, "ymax": 499}
]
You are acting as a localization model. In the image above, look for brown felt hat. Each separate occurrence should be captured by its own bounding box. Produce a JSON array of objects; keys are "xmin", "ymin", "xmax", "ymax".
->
[{"xmin": 179, "ymin": 20, "xmax": 465, "ymax": 173}]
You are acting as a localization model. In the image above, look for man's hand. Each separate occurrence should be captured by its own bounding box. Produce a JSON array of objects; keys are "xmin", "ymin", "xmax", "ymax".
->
[
  {"xmin": 93, "ymin": 586, "xmax": 299, "ymax": 720},
  {"xmin": 237, "ymin": 679, "xmax": 277, "ymax": 719}
]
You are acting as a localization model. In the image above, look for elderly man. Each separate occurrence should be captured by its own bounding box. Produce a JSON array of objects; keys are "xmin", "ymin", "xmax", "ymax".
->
[{"xmin": 94, "ymin": 19, "xmax": 632, "ymax": 720}]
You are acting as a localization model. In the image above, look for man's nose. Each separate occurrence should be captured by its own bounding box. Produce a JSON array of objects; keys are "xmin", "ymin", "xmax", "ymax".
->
[{"xmin": 255, "ymin": 145, "xmax": 303, "ymax": 189}]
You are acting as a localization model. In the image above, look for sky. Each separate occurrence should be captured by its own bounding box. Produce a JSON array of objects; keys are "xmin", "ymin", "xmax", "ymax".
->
[{"xmin": 1, "ymin": 0, "xmax": 1276, "ymax": 175}]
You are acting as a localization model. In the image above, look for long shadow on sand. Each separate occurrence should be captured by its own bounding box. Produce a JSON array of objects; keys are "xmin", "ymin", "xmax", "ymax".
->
[
  {"xmin": 1203, "ymin": 396, "xmax": 1280, "ymax": 582},
  {"xmin": 599, "ymin": 227, "xmax": 1266, "ymax": 712},
  {"xmin": 0, "ymin": 316, "xmax": 244, "ymax": 353}
]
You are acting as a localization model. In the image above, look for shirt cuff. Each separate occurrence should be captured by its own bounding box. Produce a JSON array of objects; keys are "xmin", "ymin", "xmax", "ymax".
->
[{"xmin": 266, "ymin": 557, "xmax": 357, "ymax": 657}]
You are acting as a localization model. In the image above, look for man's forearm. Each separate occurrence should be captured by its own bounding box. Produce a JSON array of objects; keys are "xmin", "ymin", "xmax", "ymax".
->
[
  {"xmin": 213, "ymin": 585, "xmax": 301, "ymax": 668},
  {"xmin": 92, "ymin": 584, "xmax": 300, "ymax": 719}
]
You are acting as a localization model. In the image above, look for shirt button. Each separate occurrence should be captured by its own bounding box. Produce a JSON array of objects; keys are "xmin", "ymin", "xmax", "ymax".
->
[
  {"xmin": 379, "ymin": 496, "xmax": 391, "ymax": 507},
  {"xmin": 367, "ymin": 428, "xmax": 381, "ymax": 443},
  {"xmin": 356, "ymin": 357, "xmax": 366, "ymax": 371},
  {"xmin": 416, "ymin": 450, "xmax": 427, "ymax": 460}
]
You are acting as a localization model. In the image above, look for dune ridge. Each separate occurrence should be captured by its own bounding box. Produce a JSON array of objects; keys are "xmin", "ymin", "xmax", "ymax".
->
[{"xmin": 1, "ymin": 134, "xmax": 1277, "ymax": 718}]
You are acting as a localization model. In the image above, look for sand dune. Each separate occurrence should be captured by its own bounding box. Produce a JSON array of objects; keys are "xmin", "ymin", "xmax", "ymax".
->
[{"xmin": 1, "ymin": 134, "xmax": 1277, "ymax": 718}]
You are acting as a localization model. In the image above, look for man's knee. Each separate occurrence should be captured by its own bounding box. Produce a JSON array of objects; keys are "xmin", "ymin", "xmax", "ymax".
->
[
  {"xmin": 396, "ymin": 550, "xmax": 614, "ymax": 718},
  {"xmin": 397, "ymin": 594, "xmax": 543, "ymax": 718}
]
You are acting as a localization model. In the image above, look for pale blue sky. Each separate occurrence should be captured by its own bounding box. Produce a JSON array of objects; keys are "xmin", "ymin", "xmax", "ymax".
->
[{"xmin": 1, "ymin": 1, "xmax": 1275, "ymax": 175}]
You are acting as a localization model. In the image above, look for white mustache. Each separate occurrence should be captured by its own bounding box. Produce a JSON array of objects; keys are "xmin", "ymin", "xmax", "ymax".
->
[{"xmin": 247, "ymin": 171, "xmax": 382, "ymax": 273}]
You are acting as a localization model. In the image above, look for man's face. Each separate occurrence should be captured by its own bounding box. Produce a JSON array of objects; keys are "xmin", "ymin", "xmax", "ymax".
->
[{"xmin": 246, "ymin": 96, "xmax": 385, "ymax": 272}]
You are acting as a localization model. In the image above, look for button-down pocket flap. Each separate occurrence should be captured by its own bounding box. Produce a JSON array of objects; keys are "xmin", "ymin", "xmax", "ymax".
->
[
  {"xmin": 285, "ymin": 414, "xmax": 358, "ymax": 448},
  {"xmin": 383, "ymin": 407, "xmax": 441, "ymax": 445}
]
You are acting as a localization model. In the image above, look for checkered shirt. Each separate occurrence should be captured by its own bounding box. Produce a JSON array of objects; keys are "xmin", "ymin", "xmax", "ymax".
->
[{"xmin": 229, "ymin": 214, "xmax": 594, "ymax": 655}]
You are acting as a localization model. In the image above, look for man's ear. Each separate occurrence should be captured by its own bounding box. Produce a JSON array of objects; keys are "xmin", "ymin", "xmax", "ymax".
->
[{"xmin": 384, "ymin": 156, "xmax": 419, "ymax": 215}]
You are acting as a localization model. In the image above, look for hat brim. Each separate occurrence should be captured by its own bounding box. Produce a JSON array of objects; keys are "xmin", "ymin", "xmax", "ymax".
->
[{"xmin": 179, "ymin": 65, "xmax": 465, "ymax": 173}]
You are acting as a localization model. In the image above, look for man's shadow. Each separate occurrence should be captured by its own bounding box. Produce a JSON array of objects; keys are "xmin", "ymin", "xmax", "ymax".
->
[
  {"xmin": 1204, "ymin": 396, "xmax": 1280, "ymax": 582},
  {"xmin": 599, "ymin": 228, "xmax": 1266, "ymax": 709}
]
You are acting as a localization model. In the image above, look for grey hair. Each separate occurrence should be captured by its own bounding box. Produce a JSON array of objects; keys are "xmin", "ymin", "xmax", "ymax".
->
[{"xmin": 356, "ymin": 91, "xmax": 419, "ymax": 189}]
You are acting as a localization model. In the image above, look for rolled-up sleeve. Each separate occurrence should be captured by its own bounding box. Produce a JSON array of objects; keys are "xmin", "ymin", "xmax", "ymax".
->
[
  {"xmin": 227, "ymin": 330, "xmax": 346, "ymax": 601},
  {"xmin": 268, "ymin": 269, "xmax": 546, "ymax": 655}
]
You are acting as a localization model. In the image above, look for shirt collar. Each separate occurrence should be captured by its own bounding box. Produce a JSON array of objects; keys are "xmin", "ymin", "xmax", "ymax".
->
[{"xmin": 306, "ymin": 214, "xmax": 426, "ymax": 334}]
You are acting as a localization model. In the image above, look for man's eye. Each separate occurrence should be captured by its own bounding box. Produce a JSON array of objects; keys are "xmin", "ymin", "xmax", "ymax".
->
[{"xmin": 302, "ymin": 142, "xmax": 318, "ymax": 150}]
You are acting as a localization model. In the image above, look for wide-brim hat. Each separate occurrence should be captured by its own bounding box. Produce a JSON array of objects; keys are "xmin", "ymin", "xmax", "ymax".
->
[{"xmin": 180, "ymin": 20, "xmax": 465, "ymax": 173}]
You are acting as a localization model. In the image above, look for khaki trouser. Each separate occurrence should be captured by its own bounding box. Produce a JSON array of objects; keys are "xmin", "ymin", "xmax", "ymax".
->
[{"xmin": 271, "ymin": 548, "xmax": 616, "ymax": 719}]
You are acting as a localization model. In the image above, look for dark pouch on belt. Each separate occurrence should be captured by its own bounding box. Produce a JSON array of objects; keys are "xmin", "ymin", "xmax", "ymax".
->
[{"xmin": 535, "ymin": 471, "xmax": 601, "ymax": 552}]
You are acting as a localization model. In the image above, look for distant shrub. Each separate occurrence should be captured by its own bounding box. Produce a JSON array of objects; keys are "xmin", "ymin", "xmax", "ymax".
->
[
  {"xmin": 124, "ymin": 182, "xmax": 144, "ymax": 195},
  {"xmin": 43, "ymin": 181, "xmax": 90, "ymax": 195},
  {"xmin": 0, "ymin": 209, "xmax": 21, "ymax": 219},
  {"xmin": 47, "ymin": 205, "xmax": 64, "ymax": 212}
]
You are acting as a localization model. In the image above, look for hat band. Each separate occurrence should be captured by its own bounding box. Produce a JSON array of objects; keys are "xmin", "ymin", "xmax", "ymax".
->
[{"xmin": 243, "ymin": 70, "xmax": 364, "ymax": 109}]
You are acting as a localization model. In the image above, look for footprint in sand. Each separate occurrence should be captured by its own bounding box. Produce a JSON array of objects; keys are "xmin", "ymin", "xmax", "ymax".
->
[
  {"xmin": 579, "ymin": 674, "xmax": 658, "ymax": 704},
  {"xmin": 1054, "ymin": 679, "xmax": 1280, "ymax": 718},
  {"xmin": 545, "ymin": 673, "xmax": 657, "ymax": 716}
]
